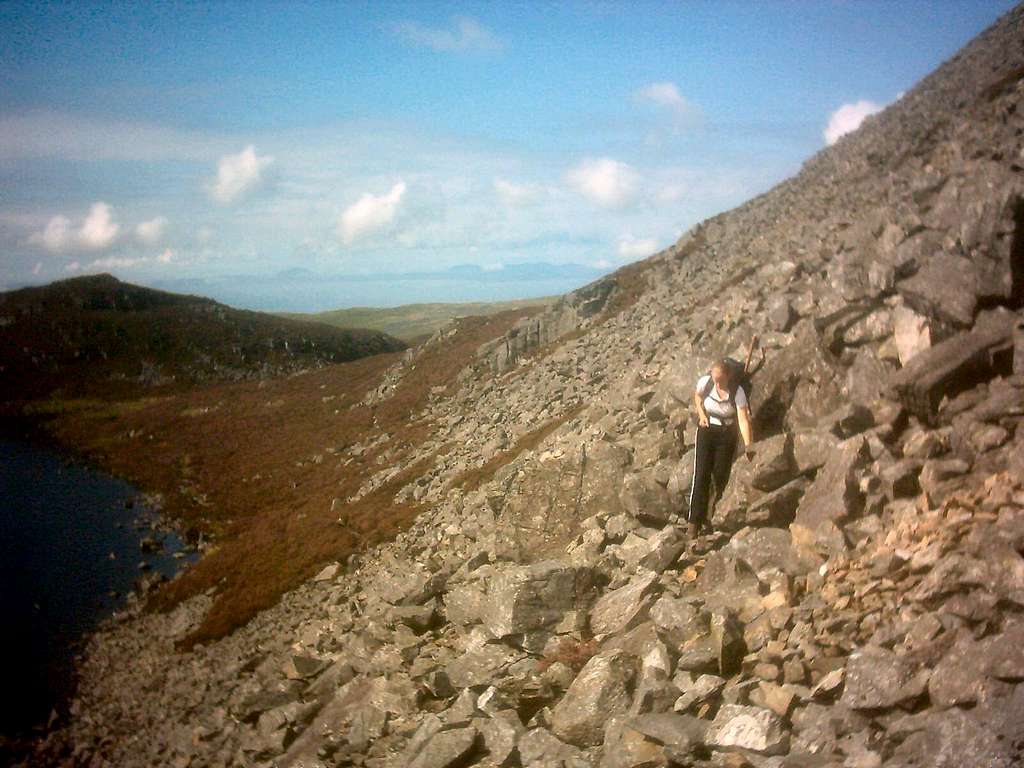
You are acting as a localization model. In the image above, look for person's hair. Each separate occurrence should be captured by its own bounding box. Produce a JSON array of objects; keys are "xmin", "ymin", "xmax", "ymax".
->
[{"xmin": 711, "ymin": 358, "xmax": 732, "ymax": 376}]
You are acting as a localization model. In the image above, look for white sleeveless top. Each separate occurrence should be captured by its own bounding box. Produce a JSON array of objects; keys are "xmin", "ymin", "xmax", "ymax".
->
[{"xmin": 695, "ymin": 374, "xmax": 748, "ymax": 426}]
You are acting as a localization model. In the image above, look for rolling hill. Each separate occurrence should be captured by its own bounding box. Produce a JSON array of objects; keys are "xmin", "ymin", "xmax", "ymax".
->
[
  {"xmin": 279, "ymin": 295, "xmax": 556, "ymax": 343},
  {"xmin": 0, "ymin": 273, "xmax": 407, "ymax": 404}
]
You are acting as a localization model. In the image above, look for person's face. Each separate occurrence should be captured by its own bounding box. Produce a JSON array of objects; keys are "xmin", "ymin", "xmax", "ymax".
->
[{"xmin": 711, "ymin": 365, "xmax": 730, "ymax": 387}]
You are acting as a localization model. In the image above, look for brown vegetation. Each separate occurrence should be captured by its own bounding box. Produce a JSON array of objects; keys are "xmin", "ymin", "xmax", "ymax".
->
[
  {"xmin": 537, "ymin": 636, "xmax": 600, "ymax": 674},
  {"xmin": 41, "ymin": 306, "xmax": 541, "ymax": 648}
]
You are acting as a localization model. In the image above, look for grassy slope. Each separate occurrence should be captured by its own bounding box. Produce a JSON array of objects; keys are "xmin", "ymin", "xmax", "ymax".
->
[{"xmin": 279, "ymin": 296, "xmax": 556, "ymax": 343}]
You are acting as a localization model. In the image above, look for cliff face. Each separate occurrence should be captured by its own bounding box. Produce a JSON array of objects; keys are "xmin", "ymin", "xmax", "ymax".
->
[{"xmin": 32, "ymin": 5, "xmax": 1024, "ymax": 768}]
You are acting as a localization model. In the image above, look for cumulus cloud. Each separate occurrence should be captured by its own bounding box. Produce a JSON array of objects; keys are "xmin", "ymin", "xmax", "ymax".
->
[
  {"xmin": 337, "ymin": 182, "xmax": 407, "ymax": 245},
  {"xmin": 78, "ymin": 202, "xmax": 120, "ymax": 250},
  {"xmin": 494, "ymin": 178, "xmax": 539, "ymax": 206},
  {"xmin": 30, "ymin": 215, "xmax": 73, "ymax": 252},
  {"xmin": 617, "ymin": 235, "xmax": 658, "ymax": 260},
  {"xmin": 209, "ymin": 145, "xmax": 274, "ymax": 204},
  {"xmin": 824, "ymin": 100, "xmax": 883, "ymax": 145},
  {"xmin": 565, "ymin": 157, "xmax": 639, "ymax": 208},
  {"xmin": 392, "ymin": 16, "xmax": 504, "ymax": 53},
  {"xmin": 135, "ymin": 216, "xmax": 168, "ymax": 245},
  {"xmin": 29, "ymin": 202, "xmax": 120, "ymax": 252},
  {"xmin": 634, "ymin": 81, "xmax": 702, "ymax": 124}
]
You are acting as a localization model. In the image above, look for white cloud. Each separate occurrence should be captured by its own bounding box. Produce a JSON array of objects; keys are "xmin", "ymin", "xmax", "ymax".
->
[
  {"xmin": 28, "ymin": 202, "xmax": 120, "ymax": 252},
  {"xmin": 617, "ymin": 235, "xmax": 658, "ymax": 259},
  {"xmin": 65, "ymin": 260, "xmax": 80, "ymax": 272},
  {"xmin": 824, "ymin": 100, "xmax": 883, "ymax": 145},
  {"xmin": 337, "ymin": 181, "xmax": 407, "ymax": 245},
  {"xmin": 32, "ymin": 261, "xmax": 42, "ymax": 275},
  {"xmin": 565, "ymin": 157, "xmax": 639, "ymax": 208},
  {"xmin": 157, "ymin": 248, "xmax": 175, "ymax": 264},
  {"xmin": 634, "ymin": 81, "xmax": 702, "ymax": 124},
  {"xmin": 78, "ymin": 202, "xmax": 120, "ymax": 250},
  {"xmin": 135, "ymin": 216, "xmax": 168, "ymax": 245},
  {"xmin": 494, "ymin": 178, "xmax": 539, "ymax": 206},
  {"xmin": 30, "ymin": 215, "xmax": 73, "ymax": 252},
  {"xmin": 209, "ymin": 145, "xmax": 274, "ymax": 204},
  {"xmin": 392, "ymin": 16, "xmax": 503, "ymax": 53}
]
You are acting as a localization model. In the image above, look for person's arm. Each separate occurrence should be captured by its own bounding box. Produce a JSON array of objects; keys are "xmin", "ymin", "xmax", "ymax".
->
[
  {"xmin": 735, "ymin": 384, "xmax": 754, "ymax": 454},
  {"xmin": 738, "ymin": 406, "xmax": 754, "ymax": 450}
]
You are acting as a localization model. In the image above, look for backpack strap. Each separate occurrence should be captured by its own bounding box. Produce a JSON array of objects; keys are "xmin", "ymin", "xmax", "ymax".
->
[{"xmin": 700, "ymin": 372, "xmax": 714, "ymax": 399}]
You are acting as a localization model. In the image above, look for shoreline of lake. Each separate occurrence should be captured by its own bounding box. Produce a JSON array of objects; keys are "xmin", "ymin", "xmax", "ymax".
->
[{"xmin": 0, "ymin": 424, "xmax": 202, "ymax": 747}]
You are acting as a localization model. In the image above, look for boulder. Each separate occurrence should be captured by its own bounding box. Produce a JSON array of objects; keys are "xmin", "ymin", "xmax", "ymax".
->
[
  {"xmin": 484, "ymin": 560, "xmax": 596, "ymax": 638},
  {"xmin": 889, "ymin": 320, "xmax": 1015, "ymax": 426},
  {"xmin": 620, "ymin": 470, "xmax": 675, "ymax": 525},
  {"xmin": 893, "ymin": 304, "xmax": 934, "ymax": 365},
  {"xmin": 704, "ymin": 704, "xmax": 789, "ymax": 756},
  {"xmin": 744, "ymin": 477, "xmax": 809, "ymax": 528},
  {"xmin": 898, "ymin": 252, "xmax": 979, "ymax": 327},
  {"xmin": 749, "ymin": 433, "xmax": 799, "ymax": 492},
  {"xmin": 792, "ymin": 435, "xmax": 869, "ymax": 535},
  {"xmin": 550, "ymin": 650, "xmax": 637, "ymax": 747},
  {"xmin": 929, "ymin": 621, "xmax": 1024, "ymax": 709},
  {"xmin": 407, "ymin": 726, "xmax": 480, "ymax": 768},
  {"xmin": 792, "ymin": 429, "xmax": 840, "ymax": 473},
  {"xmin": 841, "ymin": 645, "xmax": 927, "ymax": 710},
  {"xmin": 726, "ymin": 526, "xmax": 816, "ymax": 578},
  {"xmin": 590, "ymin": 571, "xmax": 659, "ymax": 636}
]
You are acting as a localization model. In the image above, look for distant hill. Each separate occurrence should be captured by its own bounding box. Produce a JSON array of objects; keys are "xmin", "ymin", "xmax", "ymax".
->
[
  {"xmin": 280, "ymin": 296, "xmax": 556, "ymax": 342},
  {"xmin": 0, "ymin": 273, "xmax": 406, "ymax": 403}
]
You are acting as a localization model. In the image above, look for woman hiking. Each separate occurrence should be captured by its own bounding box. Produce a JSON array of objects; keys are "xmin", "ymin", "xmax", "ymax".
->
[{"xmin": 687, "ymin": 349, "xmax": 756, "ymax": 540}]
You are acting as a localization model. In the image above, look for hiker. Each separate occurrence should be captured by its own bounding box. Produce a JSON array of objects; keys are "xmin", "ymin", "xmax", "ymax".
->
[{"xmin": 687, "ymin": 354, "xmax": 756, "ymax": 539}]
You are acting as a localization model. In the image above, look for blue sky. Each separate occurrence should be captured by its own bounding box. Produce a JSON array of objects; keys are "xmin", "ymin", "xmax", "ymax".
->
[{"xmin": 0, "ymin": 1, "xmax": 1016, "ymax": 308}]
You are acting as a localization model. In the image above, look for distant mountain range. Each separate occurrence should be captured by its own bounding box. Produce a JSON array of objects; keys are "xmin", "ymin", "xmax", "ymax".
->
[
  {"xmin": 146, "ymin": 261, "xmax": 612, "ymax": 312},
  {"xmin": 0, "ymin": 273, "xmax": 406, "ymax": 404}
]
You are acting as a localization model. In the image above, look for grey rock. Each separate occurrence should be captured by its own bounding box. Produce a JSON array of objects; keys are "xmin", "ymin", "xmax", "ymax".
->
[
  {"xmin": 408, "ymin": 726, "xmax": 479, "ymax": 768},
  {"xmin": 484, "ymin": 560, "xmax": 595, "ymax": 638},
  {"xmin": 704, "ymin": 703, "xmax": 789, "ymax": 756},
  {"xmin": 898, "ymin": 252, "xmax": 979, "ymax": 327},
  {"xmin": 841, "ymin": 645, "xmax": 927, "ymax": 710},
  {"xmin": 590, "ymin": 571, "xmax": 658, "ymax": 636},
  {"xmin": 890, "ymin": 320, "xmax": 1016, "ymax": 426},
  {"xmin": 750, "ymin": 433, "xmax": 799, "ymax": 492},
  {"xmin": 792, "ymin": 435, "xmax": 869, "ymax": 538},
  {"xmin": 550, "ymin": 650, "xmax": 637, "ymax": 747}
]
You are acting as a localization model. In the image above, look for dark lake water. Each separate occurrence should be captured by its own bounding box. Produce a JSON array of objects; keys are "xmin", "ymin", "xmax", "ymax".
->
[{"xmin": 0, "ymin": 436, "xmax": 199, "ymax": 738}]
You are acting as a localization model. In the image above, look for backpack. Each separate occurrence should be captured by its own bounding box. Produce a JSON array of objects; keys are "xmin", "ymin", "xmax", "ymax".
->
[
  {"xmin": 699, "ymin": 357, "xmax": 753, "ymax": 404},
  {"xmin": 699, "ymin": 336, "xmax": 760, "ymax": 406}
]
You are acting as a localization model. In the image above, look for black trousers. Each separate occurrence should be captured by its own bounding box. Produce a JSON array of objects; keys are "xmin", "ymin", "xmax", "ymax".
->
[{"xmin": 688, "ymin": 423, "xmax": 738, "ymax": 529}]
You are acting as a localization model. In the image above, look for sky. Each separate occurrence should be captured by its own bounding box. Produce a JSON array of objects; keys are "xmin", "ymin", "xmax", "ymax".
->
[{"xmin": 0, "ymin": 0, "xmax": 1017, "ymax": 309}]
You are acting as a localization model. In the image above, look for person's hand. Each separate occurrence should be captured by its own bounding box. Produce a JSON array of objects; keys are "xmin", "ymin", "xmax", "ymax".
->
[{"xmin": 698, "ymin": 412, "xmax": 709, "ymax": 427}]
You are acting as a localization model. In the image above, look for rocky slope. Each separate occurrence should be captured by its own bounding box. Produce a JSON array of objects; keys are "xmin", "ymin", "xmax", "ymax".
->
[{"xmin": 28, "ymin": 4, "xmax": 1024, "ymax": 767}]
